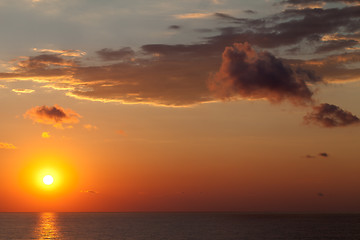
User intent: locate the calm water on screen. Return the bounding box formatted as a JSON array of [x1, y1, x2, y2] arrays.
[[0, 213, 359, 239]]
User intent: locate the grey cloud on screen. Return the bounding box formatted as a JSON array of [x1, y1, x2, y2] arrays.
[[209, 42, 318, 105], [304, 103, 360, 127], [319, 152, 329, 157], [96, 47, 135, 61]]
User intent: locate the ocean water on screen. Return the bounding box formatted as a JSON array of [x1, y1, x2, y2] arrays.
[[0, 213, 359, 240]]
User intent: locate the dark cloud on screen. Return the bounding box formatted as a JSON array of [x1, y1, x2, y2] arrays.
[[304, 103, 360, 127], [315, 40, 358, 53], [286, 51, 360, 83], [24, 105, 81, 128], [17, 54, 75, 70], [209, 42, 317, 105], [318, 192, 324, 197], [319, 152, 329, 157], [0, 4, 358, 112], [169, 25, 181, 30], [280, 0, 360, 6], [244, 10, 256, 14], [96, 47, 135, 61], [209, 6, 360, 50]]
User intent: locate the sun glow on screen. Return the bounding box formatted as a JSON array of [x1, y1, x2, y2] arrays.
[[43, 175, 54, 185], [19, 153, 78, 201]]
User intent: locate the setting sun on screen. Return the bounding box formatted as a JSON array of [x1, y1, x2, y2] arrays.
[[43, 175, 54, 185]]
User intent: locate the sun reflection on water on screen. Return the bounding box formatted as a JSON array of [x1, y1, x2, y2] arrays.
[[35, 212, 61, 240]]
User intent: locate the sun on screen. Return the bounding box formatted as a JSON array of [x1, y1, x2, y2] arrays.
[[43, 175, 54, 185]]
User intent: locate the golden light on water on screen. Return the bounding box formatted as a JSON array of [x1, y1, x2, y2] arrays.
[[43, 175, 54, 185], [35, 212, 61, 240]]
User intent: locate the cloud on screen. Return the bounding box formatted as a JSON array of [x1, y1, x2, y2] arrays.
[[12, 89, 35, 94], [96, 47, 135, 61], [244, 10, 256, 14], [305, 155, 316, 158], [83, 124, 98, 131], [169, 25, 181, 30], [80, 190, 98, 194], [0, 84, 6, 88], [33, 48, 86, 57], [319, 152, 329, 157], [42, 132, 51, 138], [0, 142, 16, 149], [208, 42, 317, 105], [17, 54, 76, 69], [24, 105, 81, 128], [286, 51, 360, 83], [304, 103, 360, 127], [280, 0, 360, 8], [0, 4, 359, 109], [174, 13, 213, 19], [315, 40, 358, 53]]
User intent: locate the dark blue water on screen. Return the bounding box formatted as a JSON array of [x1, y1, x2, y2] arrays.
[[0, 213, 359, 239]]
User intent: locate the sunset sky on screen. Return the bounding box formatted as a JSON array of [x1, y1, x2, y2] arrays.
[[1, 0, 360, 212]]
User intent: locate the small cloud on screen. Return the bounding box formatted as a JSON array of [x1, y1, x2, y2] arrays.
[[244, 10, 256, 14], [305, 154, 316, 158], [116, 130, 127, 136], [0, 84, 6, 88], [42, 132, 51, 138], [304, 103, 360, 128], [319, 152, 329, 157], [80, 190, 98, 194], [0, 142, 16, 149], [24, 104, 81, 129], [33, 48, 86, 57], [318, 192, 324, 197], [169, 25, 181, 30], [174, 13, 213, 19], [83, 124, 98, 131], [12, 89, 35, 94]]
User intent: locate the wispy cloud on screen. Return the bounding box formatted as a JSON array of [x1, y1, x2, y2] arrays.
[[12, 89, 35, 94], [0, 142, 16, 149], [80, 190, 98, 194], [174, 13, 213, 19], [33, 48, 86, 57], [83, 124, 98, 131]]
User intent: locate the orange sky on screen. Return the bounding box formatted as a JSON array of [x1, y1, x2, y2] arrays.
[[0, 0, 360, 212]]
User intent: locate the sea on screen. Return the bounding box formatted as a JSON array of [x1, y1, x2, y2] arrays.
[[0, 213, 359, 239]]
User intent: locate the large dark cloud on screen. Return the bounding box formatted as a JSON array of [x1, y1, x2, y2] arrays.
[[0, 3, 358, 117], [210, 6, 360, 51], [304, 103, 360, 127], [209, 42, 317, 105]]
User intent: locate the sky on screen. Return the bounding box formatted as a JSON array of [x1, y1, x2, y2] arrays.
[[0, 0, 360, 212]]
